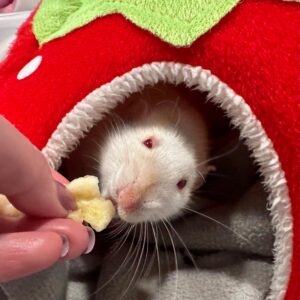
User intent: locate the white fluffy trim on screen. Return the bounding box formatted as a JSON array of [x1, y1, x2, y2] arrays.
[[42, 62, 292, 300]]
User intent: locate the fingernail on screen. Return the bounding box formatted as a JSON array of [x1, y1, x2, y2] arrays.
[[0, 0, 13, 9], [60, 235, 70, 258], [84, 226, 95, 254], [55, 181, 77, 211]]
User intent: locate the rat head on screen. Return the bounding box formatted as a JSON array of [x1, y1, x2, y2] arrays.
[[99, 124, 207, 224]]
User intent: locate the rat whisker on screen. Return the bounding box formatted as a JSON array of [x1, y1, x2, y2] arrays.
[[87, 137, 105, 152], [109, 112, 126, 133], [120, 223, 146, 300], [87, 165, 102, 174], [105, 218, 124, 231], [106, 233, 129, 259], [162, 219, 179, 300], [137, 223, 149, 283], [136, 222, 149, 282], [155, 100, 176, 107], [82, 153, 100, 165], [150, 221, 161, 291], [154, 97, 180, 114], [154, 96, 181, 133], [192, 189, 232, 198], [136, 96, 150, 116], [107, 117, 120, 138], [107, 116, 128, 154], [92, 225, 138, 298], [196, 169, 206, 184], [155, 222, 163, 299], [118, 226, 143, 300], [206, 172, 236, 180], [197, 140, 241, 168], [143, 233, 156, 279], [173, 114, 182, 138], [116, 122, 128, 143], [115, 163, 125, 191], [110, 112, 126, 129], [157, 221, 171, 273], [143, 216, 158, 280], [183, 207, 251, 245], [101, 224, 120, 238], [107, 223, 129, 241], [109, 169, 119, 201], [164, 218, 199, 272], [104, 222, 128, 239], [107, 225, 134, 258]]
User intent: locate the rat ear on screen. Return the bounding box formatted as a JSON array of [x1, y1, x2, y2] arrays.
[[194, 165, 216, 189], [200, 164, 216, 178], [205, 165, 216, 174]]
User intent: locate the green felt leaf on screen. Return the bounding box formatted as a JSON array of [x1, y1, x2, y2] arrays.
[[33, 0, 240, 47]]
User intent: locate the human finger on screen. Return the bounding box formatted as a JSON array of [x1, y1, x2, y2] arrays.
[[0, 231, 63, 283], [0, 117, 75, 217]]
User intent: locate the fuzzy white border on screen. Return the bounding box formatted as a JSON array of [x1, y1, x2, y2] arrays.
[[42, 62, 292, 300]]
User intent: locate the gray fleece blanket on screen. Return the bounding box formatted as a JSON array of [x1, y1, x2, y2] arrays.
[[0, 144, 274, 300]]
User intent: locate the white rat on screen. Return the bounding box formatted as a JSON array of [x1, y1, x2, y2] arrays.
[[64, 84, 212, 224]]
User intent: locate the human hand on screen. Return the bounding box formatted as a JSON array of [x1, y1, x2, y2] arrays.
[[0, 0, 12, 8], [0, 0, 13, 12], [0, 0, 39, 12], [0, 117, 95, 282]]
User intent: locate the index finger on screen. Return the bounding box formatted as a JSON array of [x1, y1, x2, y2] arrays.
[[0, 117, 75, 217]]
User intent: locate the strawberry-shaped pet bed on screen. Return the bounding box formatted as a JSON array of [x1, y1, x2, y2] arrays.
[[0, 1, 299, 299]]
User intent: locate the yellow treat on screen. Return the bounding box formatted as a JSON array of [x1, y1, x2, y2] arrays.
[[0, 195, 23, 218], [67, 176, 101, 200], [67, 176, 116, 232], [0, 176, 116, 232]]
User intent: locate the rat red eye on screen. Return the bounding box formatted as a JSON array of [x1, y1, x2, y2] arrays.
[[143, 138, 153, 148], [177, 179, 187, 190], [143, 138, 154, 149]]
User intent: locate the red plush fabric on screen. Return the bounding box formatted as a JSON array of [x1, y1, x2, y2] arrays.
[[0, 0, 299, 298]]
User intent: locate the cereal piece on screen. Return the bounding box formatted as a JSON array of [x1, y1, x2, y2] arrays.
[[67, 176, 116, 232], [67, 176, 101, 200], [0, 176, 116, 232], [0, 195, 23, 218]]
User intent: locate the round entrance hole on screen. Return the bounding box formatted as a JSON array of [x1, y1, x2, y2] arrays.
[[43, 63, 292, 300]]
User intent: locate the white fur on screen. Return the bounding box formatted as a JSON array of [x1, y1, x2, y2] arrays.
[[99, 125, 198, 223]]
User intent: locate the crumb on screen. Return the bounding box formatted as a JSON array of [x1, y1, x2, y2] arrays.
[[0, 175, 116, 232], [67, 176, 116, 232]]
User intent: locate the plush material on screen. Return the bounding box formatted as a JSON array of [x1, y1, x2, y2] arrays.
[[33, 0, 240, 46], [0, 0, 299, 299], [0, 263, 68, 300]]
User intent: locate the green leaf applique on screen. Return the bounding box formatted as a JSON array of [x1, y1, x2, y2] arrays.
[[33, 0, 240, 47]]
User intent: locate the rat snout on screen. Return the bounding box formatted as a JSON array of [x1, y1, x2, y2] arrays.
[[117, 159, 158, 213], [117, 176, 156, 213], [118, 185, 141, 212]]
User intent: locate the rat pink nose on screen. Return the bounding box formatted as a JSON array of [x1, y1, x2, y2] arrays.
[[117, 186, 140, 212]]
